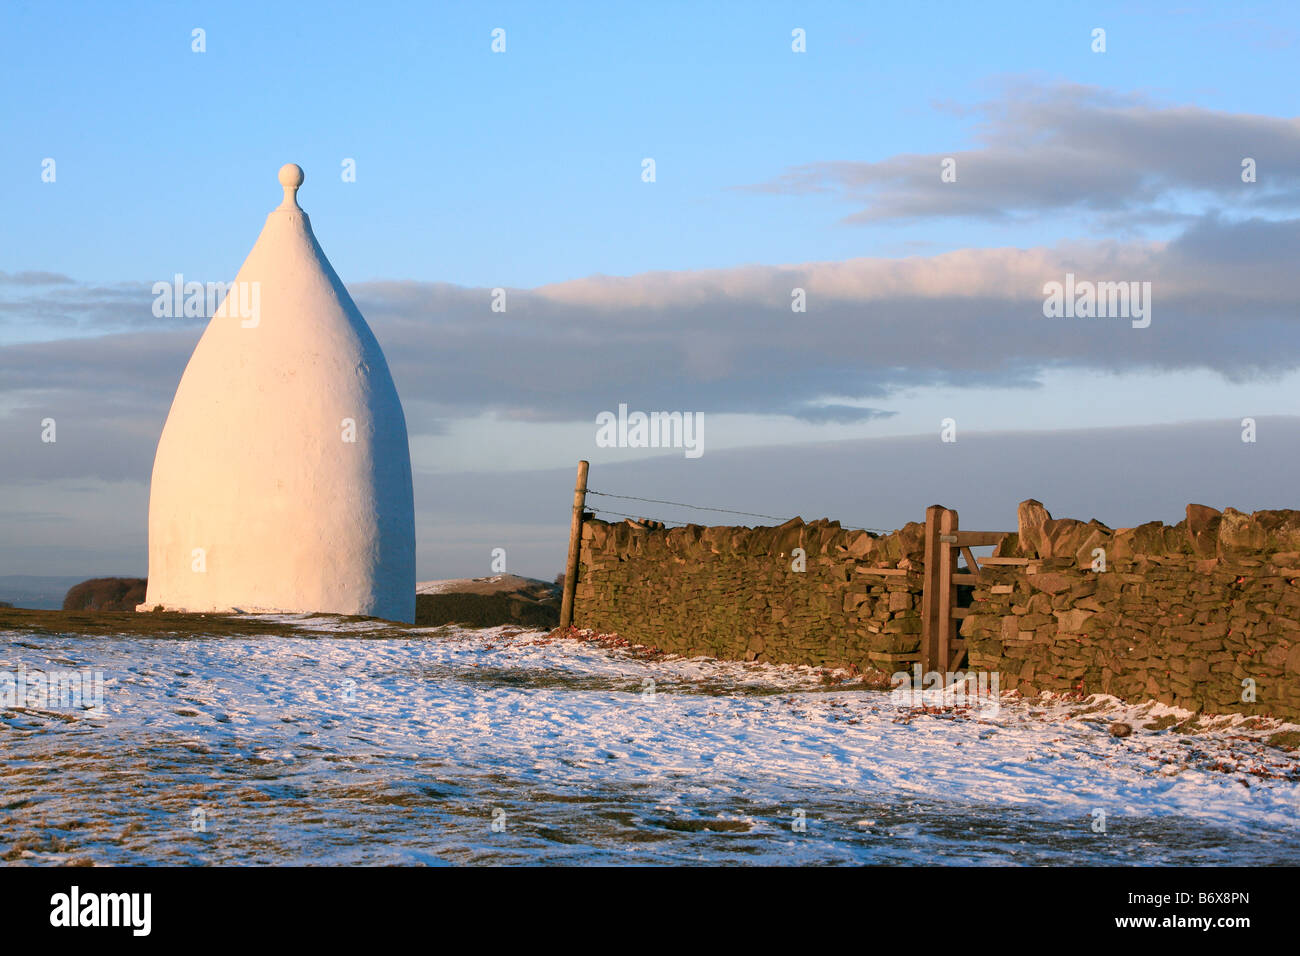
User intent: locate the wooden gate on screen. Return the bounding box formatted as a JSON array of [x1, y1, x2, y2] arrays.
[[919, 506, 1007, 673]]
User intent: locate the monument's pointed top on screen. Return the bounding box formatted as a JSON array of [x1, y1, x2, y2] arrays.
[[278, 163, 305, 209], [143, 162, 415, 622]]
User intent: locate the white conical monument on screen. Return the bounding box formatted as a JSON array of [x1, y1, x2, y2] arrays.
[[141, 163, 416, 622]]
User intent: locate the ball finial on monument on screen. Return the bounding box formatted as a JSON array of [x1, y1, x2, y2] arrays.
[[278, 163, 305, 207]]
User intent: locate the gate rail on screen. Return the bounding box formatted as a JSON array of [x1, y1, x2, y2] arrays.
[[920, 505, 1010, 673]]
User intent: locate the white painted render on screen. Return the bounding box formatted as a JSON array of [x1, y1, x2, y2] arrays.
[[141, 164, 416, 622]]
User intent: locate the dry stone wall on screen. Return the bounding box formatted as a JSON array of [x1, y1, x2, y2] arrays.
[[573, 516, 926, 672], [573, 502, 1300, 720], [962, 500, 1300, 720]]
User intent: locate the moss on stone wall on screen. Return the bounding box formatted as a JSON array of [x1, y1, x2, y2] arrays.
[[963, 501, 1300, 720], [574, 500, 1300, 720], [574, 516, 924, 673]]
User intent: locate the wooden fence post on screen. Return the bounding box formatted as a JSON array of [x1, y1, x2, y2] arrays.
[[920, 504, 943, 673], [938, 507, 958, 674], [559, 459, 590, 629]]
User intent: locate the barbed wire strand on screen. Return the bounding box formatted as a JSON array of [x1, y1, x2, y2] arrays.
[[587, 507, 690, 526], [585, 490, 890, 534]]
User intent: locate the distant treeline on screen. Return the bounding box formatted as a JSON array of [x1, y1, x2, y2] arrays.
[[54, 575, 561, 626], [62, 577, 147, 611]]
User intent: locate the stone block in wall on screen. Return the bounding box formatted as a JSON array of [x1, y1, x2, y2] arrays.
[[1255, 510, 1300, 551], [897, 522, 925, 559], [1217, 508, 1267, 556], [1064, 580, 1100, 604], [1017, 499, 1052, 558], [1026, 592, 1052, 614], [1027, 572, 1072, 594], [1110, 522, 1171, 560], [884, 616, 921, 634], [1260, 643, 1289, 668], [1054, 608, 1093, 632], [1040, 518, 1087, 559], [1072, 524, 1113, 568], [802, 522, 833, 556], [698, 524, 727, 554], [1186, 504, 1221, 557], [999, 615, 1019, 642], [844, 530, 875, 558], [769, 516, 803, 556], [959, 614, 997, 638], [741, 526, 771, 556], [994, 532, 1021, 558], [869, 633, 920, 655]]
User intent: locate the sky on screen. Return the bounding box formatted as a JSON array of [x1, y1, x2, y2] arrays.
[[1, 1, 1299, 583]]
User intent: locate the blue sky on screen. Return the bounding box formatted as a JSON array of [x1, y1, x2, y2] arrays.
[[5, 1, 1297, 291], [2, 1, 1299, 581]]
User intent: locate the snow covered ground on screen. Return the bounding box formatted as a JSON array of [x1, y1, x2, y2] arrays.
[[2, 618, 1298, 865]]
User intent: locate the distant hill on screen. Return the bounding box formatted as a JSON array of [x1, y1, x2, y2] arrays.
[[415, 574, 560, 628], [62, 577, 148, 611], [0, 574, 94, 610], [3, 573, 559, 624]]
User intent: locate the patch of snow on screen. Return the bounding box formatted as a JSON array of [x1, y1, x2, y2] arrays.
[[2, 619, 1297, 865], [415, 580, 457, 595]]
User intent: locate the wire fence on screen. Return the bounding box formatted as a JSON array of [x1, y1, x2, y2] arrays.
[[584, 489, 892, 534]]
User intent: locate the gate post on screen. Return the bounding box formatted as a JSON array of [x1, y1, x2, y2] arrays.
[[920, 505, 944, 673], [938, 508, 959, 673], [559, 460, 589, 630]]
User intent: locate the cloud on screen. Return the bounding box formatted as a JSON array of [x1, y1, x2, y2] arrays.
[[0, 271, 76, 286], [0, 278, 202, 337], [789, 404, 896, 425], [8, 417, 1299, 579], [407, 415, 1300, 580], [3, 214, 1299, 485], [743, 82, 1300, 225]]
